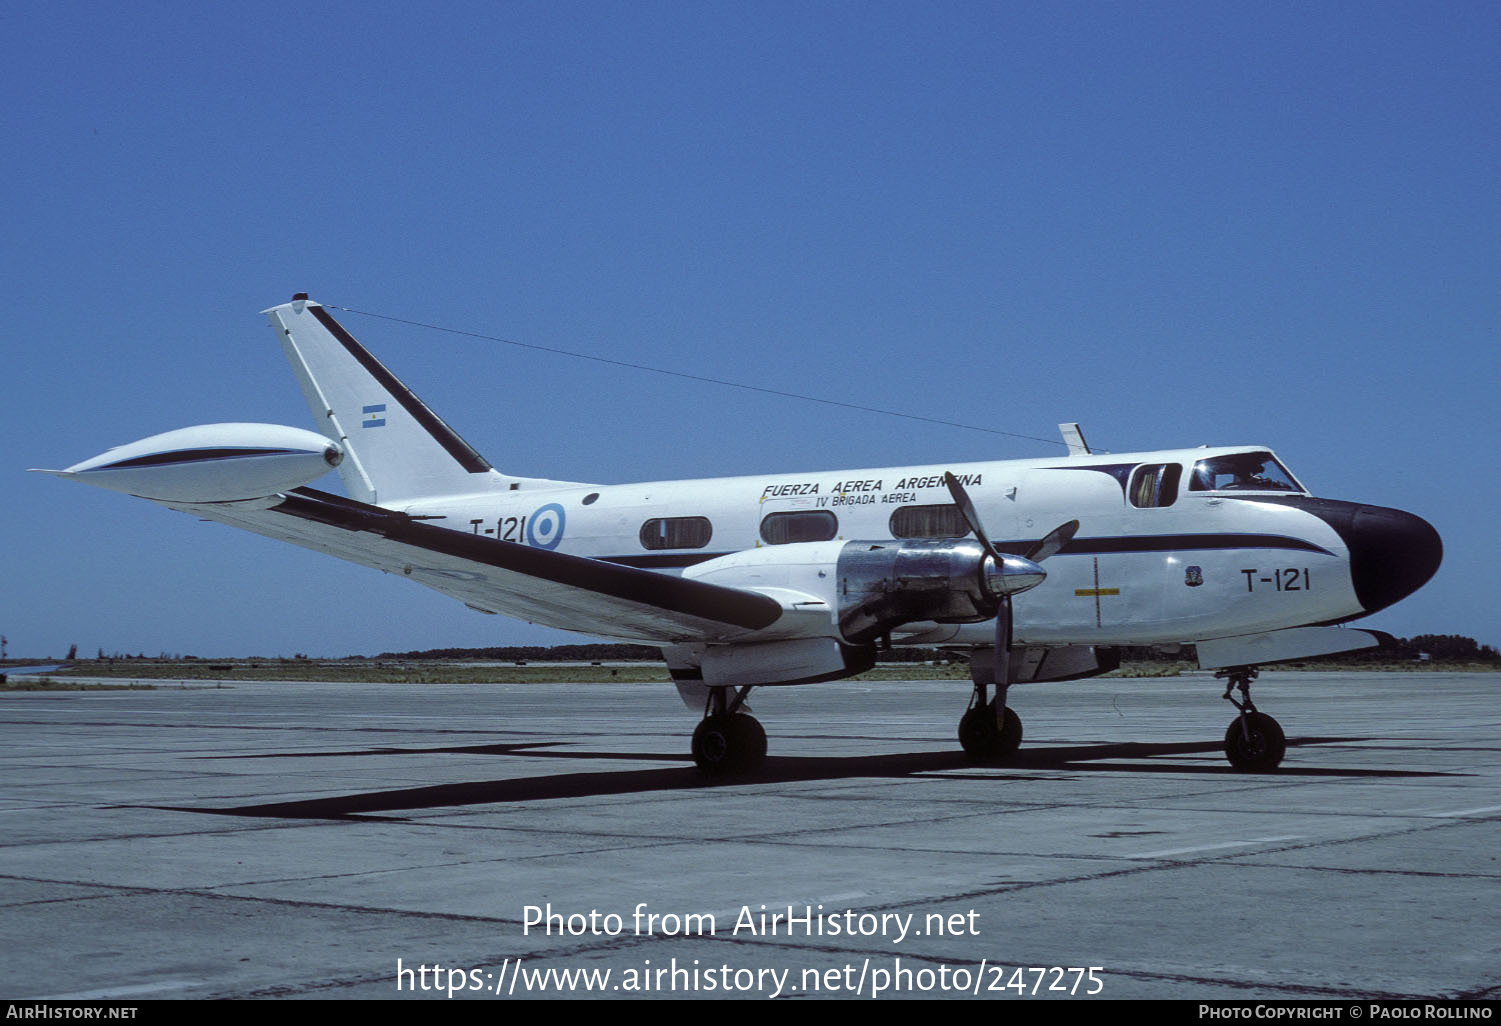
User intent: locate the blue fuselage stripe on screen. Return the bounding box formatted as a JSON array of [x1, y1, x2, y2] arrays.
[[596, 533, 1333, 568]]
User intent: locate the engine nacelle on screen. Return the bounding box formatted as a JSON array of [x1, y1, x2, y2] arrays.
[[835, 539, 1045, 644], [38, 423, 343, 502], [684, 539, 1046, 646]]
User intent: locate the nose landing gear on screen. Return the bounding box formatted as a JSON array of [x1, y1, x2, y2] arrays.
[[1217, 667, 1286, 771]]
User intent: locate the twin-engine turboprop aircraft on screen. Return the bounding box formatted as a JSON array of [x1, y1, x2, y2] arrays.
[[38, 296, 1442, 773]]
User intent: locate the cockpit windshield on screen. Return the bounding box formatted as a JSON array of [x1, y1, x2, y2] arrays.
[[1189, 451, 1304, 493]]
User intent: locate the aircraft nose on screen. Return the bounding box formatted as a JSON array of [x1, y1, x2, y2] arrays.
[[1344, 505, 1443, 615]]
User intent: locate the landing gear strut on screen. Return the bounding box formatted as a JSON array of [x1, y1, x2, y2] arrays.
[[958, 680, 1023, 760], [1216, 666, 1286, 771], [691, 685, 766, 775]]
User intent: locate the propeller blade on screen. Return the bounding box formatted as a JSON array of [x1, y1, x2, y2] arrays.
[[944, 471, 997, 557], [993, 594, 1012, 688], [1026, 519, 1080, 563]]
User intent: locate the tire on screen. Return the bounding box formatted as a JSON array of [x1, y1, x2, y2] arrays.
[[958, 704, 1023, 760], [692, 713, 765, 774], [1224, 712, 1286, 771], [732, 714, 767, 767], [994, 705, 1023, 758]]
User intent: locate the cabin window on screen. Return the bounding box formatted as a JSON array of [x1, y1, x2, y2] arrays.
[[889, 503, 972, 538], [1189, 452, 1302, 493], [1129, 463, 1183, 508], [759, 510, 838, 545], [639, 516, 713, 550]]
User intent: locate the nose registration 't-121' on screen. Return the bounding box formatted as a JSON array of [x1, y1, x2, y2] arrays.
[[1240, 568, 1312, 592]]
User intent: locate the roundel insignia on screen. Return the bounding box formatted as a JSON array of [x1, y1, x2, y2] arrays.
[[526, 503, 566, 550]]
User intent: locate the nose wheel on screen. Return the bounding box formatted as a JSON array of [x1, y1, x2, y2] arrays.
[[1217, 667, 1286, 771]]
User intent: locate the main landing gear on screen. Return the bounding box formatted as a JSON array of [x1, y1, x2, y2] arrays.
[[1217, 666, 1286, 771], [691, 685, 766, 775], [958, 680, 1023, 760]]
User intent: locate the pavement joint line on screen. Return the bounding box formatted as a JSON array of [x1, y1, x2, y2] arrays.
[[0, 819, 383, 848], [38, 980, 204, 1000], [0, 873, 535, 923], [774, 819, 1485, 909], [34, 782, 1476, 850], [0, 717, 581, 738], [1429, 804, 1501, 818], [1125, 835, 1303, 859], [1216, 861, 1501, 880], [724, 813, 1458, 859]]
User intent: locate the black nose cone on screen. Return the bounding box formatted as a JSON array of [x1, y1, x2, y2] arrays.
[[1345, 505, 1443, 615]]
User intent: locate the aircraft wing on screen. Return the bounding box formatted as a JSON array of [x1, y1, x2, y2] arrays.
[[166, 487, 785, 644]]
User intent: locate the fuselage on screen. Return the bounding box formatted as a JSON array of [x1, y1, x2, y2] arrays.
[[390, 445, 1442, 649]]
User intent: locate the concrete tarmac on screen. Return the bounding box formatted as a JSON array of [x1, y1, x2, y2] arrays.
[[0, 671, 1496, 1001]]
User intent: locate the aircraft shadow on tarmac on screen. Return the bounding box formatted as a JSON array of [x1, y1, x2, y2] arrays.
[[150, 737, 1461, 821]]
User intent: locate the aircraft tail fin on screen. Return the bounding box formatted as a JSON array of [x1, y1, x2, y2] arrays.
[[264, 296, 507, 505]]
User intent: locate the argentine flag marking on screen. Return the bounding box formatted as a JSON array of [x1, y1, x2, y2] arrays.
[[362, 404, 387, 428]]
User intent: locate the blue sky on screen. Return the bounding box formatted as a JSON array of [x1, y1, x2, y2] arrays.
[[6, 1, 1496, 657]]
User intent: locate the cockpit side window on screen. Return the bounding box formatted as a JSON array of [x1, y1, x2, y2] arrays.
[[1189, 452, 1303, 493], [1129, 463, 1182, 508]]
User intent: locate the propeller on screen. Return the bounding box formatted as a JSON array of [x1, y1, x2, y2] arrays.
[[944, 472, 1078, 691]]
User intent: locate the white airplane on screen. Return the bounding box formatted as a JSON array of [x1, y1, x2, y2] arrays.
[[38, 295, 1443, 774]]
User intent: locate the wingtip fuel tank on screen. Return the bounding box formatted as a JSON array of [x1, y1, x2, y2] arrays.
[[34, 423, 342, 503]]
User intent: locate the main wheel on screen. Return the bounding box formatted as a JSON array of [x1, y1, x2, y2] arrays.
[[1224, 712, 1286, 771], [692, 713, 765, 774], [958, 704, 1023, 760]]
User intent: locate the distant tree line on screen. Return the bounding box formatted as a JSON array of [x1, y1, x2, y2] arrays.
[[1118, 634, 1500, 665], [1369, 634, 1500, 663], [371, 643, 664, 661], [370, 643, 964, 663]]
